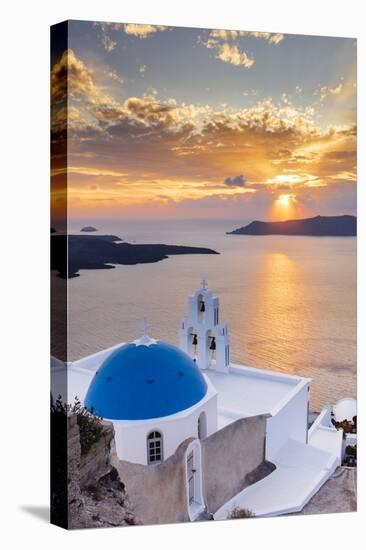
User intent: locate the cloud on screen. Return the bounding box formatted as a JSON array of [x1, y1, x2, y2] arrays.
[[202, 29, 285, 69], [93, 22, 168, 51], [51, 49, 111, 107], [106, 70, 124, 84], [102, 34, 117, 51], [123, 24, 167, 38], [244, 31, 285, 44], [51, 50, 356, 219], [93, 22, 123, 51], [215, 43, 254, 68], [224, 175, 246, 187], [51, 49, 118, 108], [209, 29, 242, 40], [318, 82, 343, 102], [208, 29, 285, 44], [268, 33, 285, 44], [204, 31, 254, 68], [139, 64, 147, 75]]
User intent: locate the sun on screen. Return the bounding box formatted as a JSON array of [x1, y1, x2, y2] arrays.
[[272, 193, 299, 220], [277, 194, 291, 207]]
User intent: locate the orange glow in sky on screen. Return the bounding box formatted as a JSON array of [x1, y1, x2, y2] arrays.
[[51, 26, 357, 221], [277, 194, 292, 207], [270, 194, 306, 221]]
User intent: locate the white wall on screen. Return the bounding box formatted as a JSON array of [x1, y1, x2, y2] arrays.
[[113, 390, 217, 464], [308, 405, 332, 437], [266, 381, 310, 461], [67, 346, 219, 465]]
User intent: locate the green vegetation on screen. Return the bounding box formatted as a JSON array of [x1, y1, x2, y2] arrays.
[[52, 395, 104, 455]]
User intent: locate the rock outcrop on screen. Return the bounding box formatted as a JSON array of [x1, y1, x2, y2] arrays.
[[51, 234, 219, 279], [67, 414, 136, 529], [81, 226, 97, 232]]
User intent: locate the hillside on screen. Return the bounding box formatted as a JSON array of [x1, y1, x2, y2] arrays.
[[227, 215, 356, 237], [51, 234, 219, 278]]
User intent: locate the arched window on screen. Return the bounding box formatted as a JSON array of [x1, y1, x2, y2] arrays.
[[147, 430, 163, 464]]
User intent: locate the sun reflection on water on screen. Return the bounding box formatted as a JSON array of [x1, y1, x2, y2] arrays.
[[245, 252, 307, 376]]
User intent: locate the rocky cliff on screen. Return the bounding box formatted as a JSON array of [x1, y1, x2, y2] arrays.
[[67, 414, 136, 529]]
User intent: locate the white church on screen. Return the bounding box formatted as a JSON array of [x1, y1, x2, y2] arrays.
[[52, 281, 354, 521]]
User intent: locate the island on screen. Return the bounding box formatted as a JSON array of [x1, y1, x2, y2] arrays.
[[81, 226, 98, 232], [227, 215, 356, 237], [51, 234, 219, 278]]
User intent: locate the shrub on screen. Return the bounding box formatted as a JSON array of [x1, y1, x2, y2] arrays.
[[51, 395, 104, 455], [228, 507, 255, 519]]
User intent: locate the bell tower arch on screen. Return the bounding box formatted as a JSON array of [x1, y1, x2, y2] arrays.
[[179, 280, 230, 373]]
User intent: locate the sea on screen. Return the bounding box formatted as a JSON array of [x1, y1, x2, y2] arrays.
[[67, 218, 357, 410]]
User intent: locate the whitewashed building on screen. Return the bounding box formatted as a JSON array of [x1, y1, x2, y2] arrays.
[[52, 281, 348, 519]]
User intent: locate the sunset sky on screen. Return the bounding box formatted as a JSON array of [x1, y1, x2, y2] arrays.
[[51, 20, 356, 221]]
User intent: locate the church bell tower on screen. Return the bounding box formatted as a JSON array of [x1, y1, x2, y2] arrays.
[[179, 280, 230, 373]]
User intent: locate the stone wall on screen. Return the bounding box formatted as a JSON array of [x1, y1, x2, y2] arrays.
[[113, 438, 193, 526], [202, 414, 270, 514], [113, 414, 272, 524]]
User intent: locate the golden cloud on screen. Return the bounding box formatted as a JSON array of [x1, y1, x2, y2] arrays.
[[102, 35, 117, 51], [93, 22, 123, 51], [319, 82, 343, 102], [51, 50, 356, 219], [208, 29, 285, 44], [203, 28, 284, 69], [52, 49, 114, 105], [93, 22, 168, 51], [215, 43, 255, 68], [205, 31, 254, 69], [243, 31, 285, 44], [123, 23, 167, 38]]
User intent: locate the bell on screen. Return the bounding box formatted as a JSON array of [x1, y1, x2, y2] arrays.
[[200, 300, 205, 312], [209, 337, 216, 351], [192, 334, 198, 346]]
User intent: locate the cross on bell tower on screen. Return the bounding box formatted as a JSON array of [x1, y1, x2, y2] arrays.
[[179, 281, 230, 373]]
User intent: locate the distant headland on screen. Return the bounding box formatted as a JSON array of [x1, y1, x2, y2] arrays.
[[51, 234, 219, 278], [227, 215, 357, 237]]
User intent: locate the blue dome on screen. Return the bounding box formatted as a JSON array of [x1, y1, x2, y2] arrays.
[[85, 341, 207, 420]]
